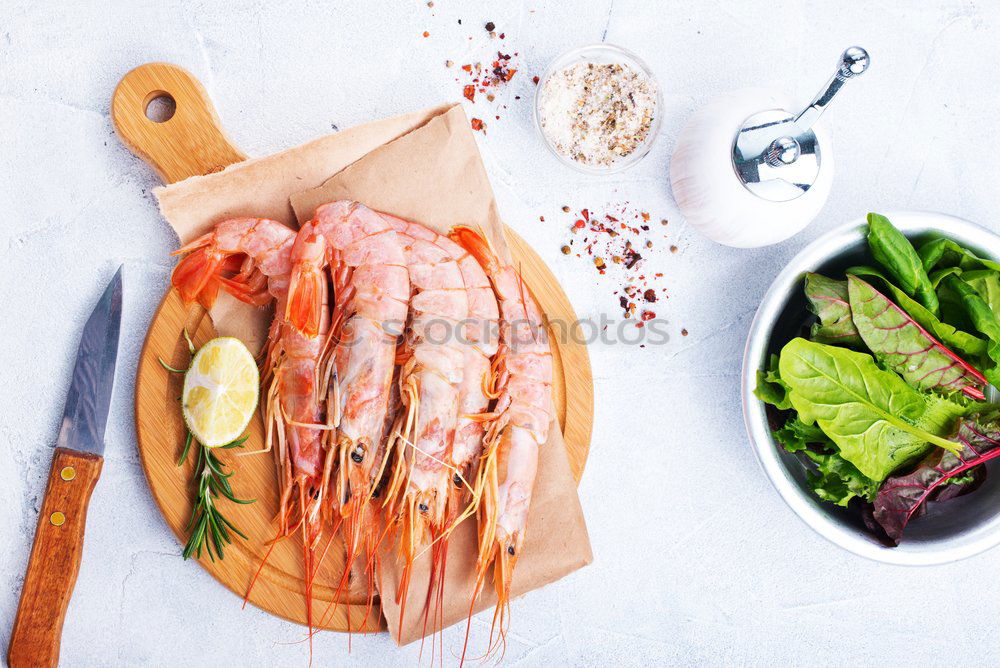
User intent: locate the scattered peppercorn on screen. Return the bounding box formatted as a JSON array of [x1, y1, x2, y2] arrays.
[[645, 240, 653, 249], [661, 218, 669, 226], [427, 1, 433, 6], [562, 205, 570, 213], [681, 328, 688, 336], [485, 21, 495, 31], [561, 245, 571, 255], [670, 245, 678, 253], [445, 60, 453, 68]]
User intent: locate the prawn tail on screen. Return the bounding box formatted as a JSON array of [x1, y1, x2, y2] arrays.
[[170, 239, 224, 308], [449, 225, 502, 276], [286, 262, 324, 337]]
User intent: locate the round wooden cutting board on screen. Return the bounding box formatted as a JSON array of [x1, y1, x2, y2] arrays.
[[116, 63, 594, 632]]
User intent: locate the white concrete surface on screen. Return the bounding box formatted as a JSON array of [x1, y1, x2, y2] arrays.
[[3, 1, 1000, 665]]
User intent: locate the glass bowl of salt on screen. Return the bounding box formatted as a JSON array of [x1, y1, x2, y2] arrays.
[[533, 43, 662, 174]]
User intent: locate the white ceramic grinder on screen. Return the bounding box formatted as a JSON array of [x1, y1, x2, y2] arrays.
[[670, 47, 870, 248]]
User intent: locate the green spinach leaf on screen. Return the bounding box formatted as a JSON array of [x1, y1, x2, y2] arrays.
[[778, 338, 962, 481], [918, 237, 1000, 273], [867, 213, 939, 314], [943, 274, 1000, 387]]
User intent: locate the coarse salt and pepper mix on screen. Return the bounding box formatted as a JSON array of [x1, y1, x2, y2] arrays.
[[538, 61, 658, 168]]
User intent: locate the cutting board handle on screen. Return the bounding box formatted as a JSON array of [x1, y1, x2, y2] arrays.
[[111, 63, 246, 184]]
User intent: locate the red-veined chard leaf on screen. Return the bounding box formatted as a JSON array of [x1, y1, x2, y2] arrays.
[[867, 213, 939, 315], [804, 273, 862, 346], [873, 414, 1000, 544], [847, 275, 986, 399], [847, 265, 987, 358], [778, 338, 965, 481]]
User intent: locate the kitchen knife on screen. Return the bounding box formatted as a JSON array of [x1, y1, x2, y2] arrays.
[[8, 266, 123, 668]]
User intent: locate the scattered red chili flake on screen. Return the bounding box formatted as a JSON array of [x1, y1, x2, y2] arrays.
[[470, 118, 484, 131], [463, 85, 476, 102], [539, 216, 545, 222], [557, 203, 674, 327], [670, 245, 678, 253], [461, 64, 472, 72], [423, 31, 430, 38], [532, 75, 540, 84]]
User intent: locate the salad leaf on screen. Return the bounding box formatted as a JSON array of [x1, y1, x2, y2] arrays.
[[847, 265, 986, 358], [804, 273, 862, 346], [867, 213, 939, 314], [772, 415, 831, 452], [873, 414, 1000, 544], [846, 275, 986, 398], [964, 269, 1000, 314], [804, 448, 879, 507], [754, 353, 791, 410], [778, 338, 963, 481], [918, 237, 1000, 273], [942, 274, 1000, 387], [772, 414, 877, 506]]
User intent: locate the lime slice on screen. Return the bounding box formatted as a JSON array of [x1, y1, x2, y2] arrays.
[[182, 337, 259, 447]]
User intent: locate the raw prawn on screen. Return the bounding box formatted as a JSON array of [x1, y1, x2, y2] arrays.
[[449, 225, 553, 663], [379, 213, 499, 648], [288, 201, 410, 626], [378, 214, 472, 642], [172, 217, 333, 653]]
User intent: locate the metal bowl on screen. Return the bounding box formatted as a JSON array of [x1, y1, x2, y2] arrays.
[[742, 211, 1000, 565]]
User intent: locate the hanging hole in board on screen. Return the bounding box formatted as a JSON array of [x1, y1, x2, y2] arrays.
[[144, 92, 176, 123]]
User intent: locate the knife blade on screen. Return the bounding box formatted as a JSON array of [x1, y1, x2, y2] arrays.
[[8, 266, 123, 668], [56, 265, 123, 456]]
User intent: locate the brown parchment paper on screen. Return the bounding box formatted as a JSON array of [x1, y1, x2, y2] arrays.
[[155, 102, 592, 646], [291, 104, 591, 646]]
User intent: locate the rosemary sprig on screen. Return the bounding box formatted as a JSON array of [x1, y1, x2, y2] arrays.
[[161, 330, 255, 561], [180, 434, 255, 561]]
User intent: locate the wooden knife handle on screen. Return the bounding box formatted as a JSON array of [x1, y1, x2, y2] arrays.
[[111, 62, 246, 184], [8, 448, 103, 668]]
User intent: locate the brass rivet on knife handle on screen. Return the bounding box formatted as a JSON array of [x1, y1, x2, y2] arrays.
[[111, 62, 246, 184], [8, 448, 103, 668]]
